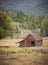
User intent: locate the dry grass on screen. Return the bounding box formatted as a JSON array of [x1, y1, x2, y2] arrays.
[[43, 37, 48, 47], [0, 37, 48, 46], [0, 38, 23, 46], [0, 38, 23, 44], [0, 37, 48, 65], [0, 47, 48, 65]]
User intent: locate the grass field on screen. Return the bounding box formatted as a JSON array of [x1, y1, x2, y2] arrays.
[[0, 37, 48, 65]]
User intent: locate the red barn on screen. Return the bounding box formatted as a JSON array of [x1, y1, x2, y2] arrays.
[[19, 33, 42, 47]]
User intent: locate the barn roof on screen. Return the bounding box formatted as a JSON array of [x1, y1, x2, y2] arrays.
[[22, 33, 42, 41], [31, 33, 42, 41]]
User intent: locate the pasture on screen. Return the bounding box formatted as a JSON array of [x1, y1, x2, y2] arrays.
[[0, 37, 48, 65]]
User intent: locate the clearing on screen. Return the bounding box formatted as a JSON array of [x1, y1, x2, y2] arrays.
[[0, 37, 48, 65]]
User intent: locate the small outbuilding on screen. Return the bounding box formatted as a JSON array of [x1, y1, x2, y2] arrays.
[[19, 33, 42, 47]]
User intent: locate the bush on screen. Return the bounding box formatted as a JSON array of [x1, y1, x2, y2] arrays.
[[0, 11, 15, 39], [41, 18, 48, 36]]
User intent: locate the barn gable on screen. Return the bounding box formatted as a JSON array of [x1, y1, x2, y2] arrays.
[[31, 33, 42, 41], [19, 33, 42, 47]]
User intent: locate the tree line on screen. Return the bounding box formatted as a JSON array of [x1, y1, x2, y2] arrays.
[[0, 10, 48, 39], [10, 10, 48, 36]]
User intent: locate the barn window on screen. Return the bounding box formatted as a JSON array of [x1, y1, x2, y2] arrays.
[[31, 41, 35, 46]]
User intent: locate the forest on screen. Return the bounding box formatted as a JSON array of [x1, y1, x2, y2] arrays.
[[0, 10, 48, 39]]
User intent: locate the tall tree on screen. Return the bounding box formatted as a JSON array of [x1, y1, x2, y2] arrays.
[[41, 18, 48, 36], [0, 11, 15, 39]]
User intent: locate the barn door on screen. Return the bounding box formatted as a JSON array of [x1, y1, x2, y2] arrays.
[[31, 41, 35, 46]]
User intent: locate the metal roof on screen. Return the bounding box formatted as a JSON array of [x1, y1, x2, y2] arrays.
[[23, 33, 42, 41], [31, 33, 42, 40]]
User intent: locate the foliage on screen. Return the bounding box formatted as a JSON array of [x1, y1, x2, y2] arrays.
[[41, 18, 48, 36], [0, 11, 15, 39], [10, 13, 17, 21], [16, 10, 25, 22], [15, 26, 19, 33], [10, 10, 44, 29], [0, 10, 48, 37]]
